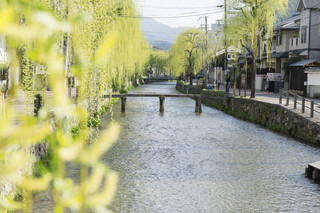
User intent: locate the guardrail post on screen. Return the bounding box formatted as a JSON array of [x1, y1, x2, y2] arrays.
[[121, 96, 127, 113], [279, 89, 282, 104], [195, 96, 199, 113], [311, 101, 314, 118], [159, 96, 165, 113], [198, 96, 202, 113], [302, 97, 305, 113], [195, 96, 202, 113], [286, 90, 289, 106], [294, 94, 297, 109]]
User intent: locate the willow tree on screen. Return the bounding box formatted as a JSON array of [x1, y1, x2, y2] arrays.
[[34, 0, 149, 113], [227, 0, 288, 98], [207, 32, 221, 87], [227, 14, 249, 96], [145, 50, 169, 76], [67, 0, 149, 113], [169, 29, 202, 85]]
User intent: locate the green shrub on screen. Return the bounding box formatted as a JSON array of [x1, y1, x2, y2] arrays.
[[120, 88, 129, 94], [267, 123, 288, 134], [71, 126, 81, 138], [87, 117, 101, 128], [212, 91, 226, 97], [99, 105, 108, 114], [92, 112, 100, 118]]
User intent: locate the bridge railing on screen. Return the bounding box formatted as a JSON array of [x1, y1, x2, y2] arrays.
[[279, 89, 320, 118]]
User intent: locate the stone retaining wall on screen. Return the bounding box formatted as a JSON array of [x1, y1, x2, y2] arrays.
[[176, 81, 320, 145]]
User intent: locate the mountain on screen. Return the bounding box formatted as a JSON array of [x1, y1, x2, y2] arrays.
[[141, 18, 185, 50]]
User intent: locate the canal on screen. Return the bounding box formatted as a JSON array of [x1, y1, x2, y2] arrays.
[[103, 82, 320, 212]]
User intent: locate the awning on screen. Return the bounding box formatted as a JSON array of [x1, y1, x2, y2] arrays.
[[289, 59, 320, 67], [290, 48, 307, 55], [272, 52, 289, 58]]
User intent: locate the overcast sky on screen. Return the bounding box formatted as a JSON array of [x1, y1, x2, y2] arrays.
[[134, 0, 225, 28]]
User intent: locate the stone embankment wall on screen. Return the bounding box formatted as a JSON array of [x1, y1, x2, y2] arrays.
[[176, 81, 320, 145]]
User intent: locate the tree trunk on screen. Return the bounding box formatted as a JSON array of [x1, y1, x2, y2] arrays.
[[250, 54, 256, 98], [203, 70, 207, 88], [233, 68, 237, 96], [190, 74, 193, 85], [245, 72, 247, 97]]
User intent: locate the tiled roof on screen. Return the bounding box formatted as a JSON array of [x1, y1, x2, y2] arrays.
[[302, 0, 320, 9], [281, 21, 299, 30], [289, 59, 320, 67], [275, 15, 300, 30]]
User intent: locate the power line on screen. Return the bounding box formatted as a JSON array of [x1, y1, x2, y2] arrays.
[[120, 10, 225, 19], [135, 8, 220, 16], [135, 5, 221, 10]]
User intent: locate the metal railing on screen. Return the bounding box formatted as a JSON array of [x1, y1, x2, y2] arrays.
[[279, 89, 320, 118]]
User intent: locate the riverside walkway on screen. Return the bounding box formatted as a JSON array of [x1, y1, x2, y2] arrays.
[[239, 90, 320, 124], [210, 82, 320, 124]]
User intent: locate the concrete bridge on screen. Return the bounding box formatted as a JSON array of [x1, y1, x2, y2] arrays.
[[104, 93, 202, 113]]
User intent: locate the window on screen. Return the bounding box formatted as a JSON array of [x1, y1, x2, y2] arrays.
[[291, 39, 293, 46], [276, 34, 282, 46], [301, 26, 307, 44], [296, 37, 298, 45], [273, 41, 276, 50]]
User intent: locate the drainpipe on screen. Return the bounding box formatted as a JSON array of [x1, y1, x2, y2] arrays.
[[308, 9, 311, 59]]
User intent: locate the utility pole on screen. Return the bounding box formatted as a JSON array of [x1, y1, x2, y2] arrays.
[[204, 16, 208, 88], [224, 0, 228, 92], [199, 16, 209, 88]]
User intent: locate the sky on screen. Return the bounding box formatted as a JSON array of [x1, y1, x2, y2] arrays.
[[134, 0, 225, 29]]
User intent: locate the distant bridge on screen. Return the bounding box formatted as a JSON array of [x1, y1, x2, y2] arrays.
[[104, 93, 202, 113], [143, 76, 178, 83]]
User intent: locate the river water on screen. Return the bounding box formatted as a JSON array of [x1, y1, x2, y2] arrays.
[[102, 82, 320, 212]]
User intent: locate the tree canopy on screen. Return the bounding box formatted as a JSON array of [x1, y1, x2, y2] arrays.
[[227, 0, 289, 97], [145, 50, 169, 76], [169, 29, 203, 85]]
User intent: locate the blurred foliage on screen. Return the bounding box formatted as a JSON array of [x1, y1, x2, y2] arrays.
[[0, 0, 148, 212]]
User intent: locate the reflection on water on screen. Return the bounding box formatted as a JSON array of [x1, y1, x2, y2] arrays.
[[103, 82, 320, 212]]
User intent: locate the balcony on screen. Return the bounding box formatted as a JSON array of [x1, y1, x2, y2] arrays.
[[289, 37, 300, 51]]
